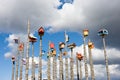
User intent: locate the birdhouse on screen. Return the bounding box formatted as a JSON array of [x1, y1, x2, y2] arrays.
[[88, 41, 94, 49], [63, 51, 67, 56], [11, 56, 15, 61], [83, 29, 89, 37], [12, 56, 15, 64], [67, 43, 76, 49], [18, 43, 24, 51], [59, 42, 65, 50], [52, 49, 56, 56], [38, 27, 44, 36], [76, 53, 83, 61], [50, 42, 54, 49], [98, 29, 108, 37], [29, 34, 37, 42]]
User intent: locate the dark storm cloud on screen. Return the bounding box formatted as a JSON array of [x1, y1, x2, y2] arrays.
[[80, 0, 120, 49]]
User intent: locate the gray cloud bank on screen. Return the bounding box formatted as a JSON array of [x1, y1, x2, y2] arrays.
[[0, 0, 120, 49]]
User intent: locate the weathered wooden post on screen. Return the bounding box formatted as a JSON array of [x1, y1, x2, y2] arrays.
[[98, 29, 110, 80], [29, 34, 37, 80], [11, 56, 15, 80], [88, 40, 95, 80], [38, 27, 44, 80], [59, 42, 65, 80], [83, 29, 89, 80], [68, 43, 76, 80]]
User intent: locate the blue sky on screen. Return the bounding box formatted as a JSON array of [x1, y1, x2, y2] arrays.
[[0, 0, 120, 80]]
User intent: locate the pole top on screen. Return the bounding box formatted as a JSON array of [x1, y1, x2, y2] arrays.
[[38, 27, 44, 36]]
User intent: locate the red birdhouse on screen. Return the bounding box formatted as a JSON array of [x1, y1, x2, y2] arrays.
[[50, 42, 54, 49], [38, 27, 44, 36]]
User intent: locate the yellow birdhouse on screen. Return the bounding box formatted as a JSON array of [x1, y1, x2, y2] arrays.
[[88, 41, 94, 49], [83, 29, 89, 37], [52, 49, 56, 56]]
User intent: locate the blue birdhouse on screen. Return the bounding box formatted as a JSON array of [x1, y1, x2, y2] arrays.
[[98, 29, 108, 37]]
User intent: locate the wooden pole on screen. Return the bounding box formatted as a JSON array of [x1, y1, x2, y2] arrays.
[[15, 42, 20, 80], [47, 41, 51, 80], [65, 58, 68, 80], [79, 60, 82, 80], [19, 47, 24, 80], [59, 49, 63, 80], [53, 55, 56, 80], [25, 19, 30, 80], [70, 48, 74, 80], [76, 55, 79, 80], [38, 36, 42, 80], [64, 31, 68, 80], [31, 42, 35, 80], [83, 37, 88, 80], [88, 45, 95, 80], [12, 60, 15, 80], [102, 37, 110, 80]]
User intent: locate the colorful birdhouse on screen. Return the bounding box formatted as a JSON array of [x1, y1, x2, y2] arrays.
[[76, 53, 83, 61], [50, 42, 54, 49], [12, 56, 15, 64], [38, 27, 44, 36], [98, 29, 108, 37], [83, 29, 89, 37], [88, 41, 94, 49], [18, 43, 24, 51], [52, 49, 56, 56], [67, 43, 76, 49], [59, 42, 65, 50], [12, 56, 15, 61], [29, 34, 37, 42], [63, 51, 67, 56]]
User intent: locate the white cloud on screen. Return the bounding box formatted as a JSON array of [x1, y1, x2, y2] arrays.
[[4, 52, 13, 58]]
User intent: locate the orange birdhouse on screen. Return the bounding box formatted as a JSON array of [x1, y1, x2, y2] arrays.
[[83, 29, 89, 37], [18, 43, 24, 51], [52, 49, 56, 56], [63, 51, 67, 56], [88, 41, 94, 49]]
